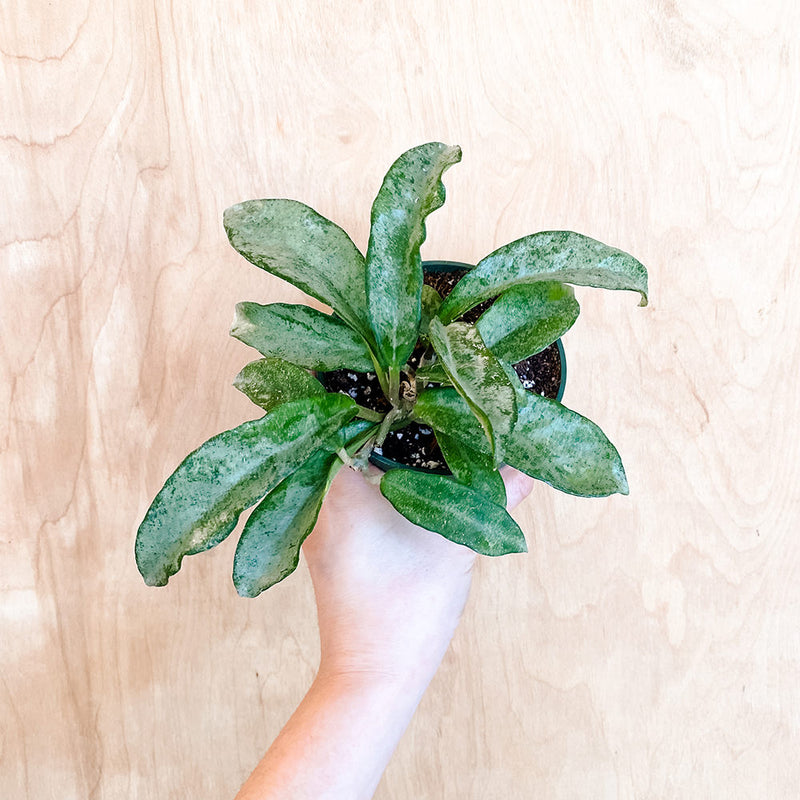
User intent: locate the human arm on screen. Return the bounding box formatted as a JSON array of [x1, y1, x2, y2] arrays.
[[234, 465, 534, 800]]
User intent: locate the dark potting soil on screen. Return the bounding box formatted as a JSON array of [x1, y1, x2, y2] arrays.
[[318, 269, 563, 472]]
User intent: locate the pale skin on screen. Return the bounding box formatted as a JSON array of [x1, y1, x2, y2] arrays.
[[234, 464, 535, 800]]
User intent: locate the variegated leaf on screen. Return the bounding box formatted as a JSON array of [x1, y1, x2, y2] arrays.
[[427, 318, 516, 464], [502, 390, 629, 497], [232, 450, 337, 598], [366, 142, 462, 382], [380, 469, 526, 556], [233, 357, 325, 413], [232, 420, 377, 597], [135, 394, 357, 587], [231, 302, 375, 372], [419, 284, 443, 339], [414, 387, 490, 454], [476, 282, 580, 363], [223, 199, 372, 342], [439, 231, 648, 323], [435, 431, 506, 506], [414, 360, 452, 385], [416, 384, 628, 497]]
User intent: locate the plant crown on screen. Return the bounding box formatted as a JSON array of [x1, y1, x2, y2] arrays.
[[135, 142, 649, 597]]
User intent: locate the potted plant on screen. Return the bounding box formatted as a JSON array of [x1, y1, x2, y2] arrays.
[[135, 141, 648, 598]]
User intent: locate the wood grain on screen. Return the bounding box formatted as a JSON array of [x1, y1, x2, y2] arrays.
[[2, 1, 799, 797]]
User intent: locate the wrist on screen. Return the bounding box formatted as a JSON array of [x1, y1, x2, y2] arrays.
[[316, 651, 440, 700], [316, 598, 466, 692], [314, 564, 473, 688]]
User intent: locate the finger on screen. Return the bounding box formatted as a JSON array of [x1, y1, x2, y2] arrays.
[[500, 466, 535, 510]]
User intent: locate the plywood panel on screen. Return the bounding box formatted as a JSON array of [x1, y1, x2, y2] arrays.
[[2, 1, 799, 797]]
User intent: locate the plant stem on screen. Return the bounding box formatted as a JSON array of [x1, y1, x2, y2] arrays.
[[375, 407, 401, 448], [352, 435, 377, 471], [387, 369, 401, 409], [367, 347, 391, 399], [335, 447, 356, 469], [345, 426, 380, 461], [356, 406, 384, 423], [334, 438, 382, 484]]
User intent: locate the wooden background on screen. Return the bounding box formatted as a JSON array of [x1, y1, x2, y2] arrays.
[[2, 2, 799, 797]]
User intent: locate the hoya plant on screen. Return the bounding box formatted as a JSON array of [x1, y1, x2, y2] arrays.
[[135, 142, 648, 598]]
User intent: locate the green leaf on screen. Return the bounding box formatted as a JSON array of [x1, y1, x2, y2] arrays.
[[366, 142, 462, 381], [438, 231, 649, 323], [223, 199, 371, 341], [323, 419, 379, 454], [502, 390, 629, 497], [232, 419, 376, 598], [417, 384, 628, 498], [380, 470, 526, 556], [414, 387, 490, 454], [231, 302, 375, 372], [435, 431, 506, 506], [414, 360, 452, 386], [427, 318, 516, 464], [233, 357, 325, 413], [232, 449, 337, 598], [419, 284, 443, 339], [135, 394, 357, 587], [476, 282, 580, 363]]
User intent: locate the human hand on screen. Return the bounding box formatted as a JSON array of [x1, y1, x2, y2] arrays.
[[304, 465, 535, 687], [234, 466, 534, 800]]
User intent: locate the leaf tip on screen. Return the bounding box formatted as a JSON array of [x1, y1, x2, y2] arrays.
[[143, 574, 169, 588], [445, 143, 463, 165], [135, 525, 174, 587], [229, 303, 246, 336], [136, 554, 172, 588], [233, 579, 261, 599], [615, 463, 630, 496], [222, 202, 247, 237]]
